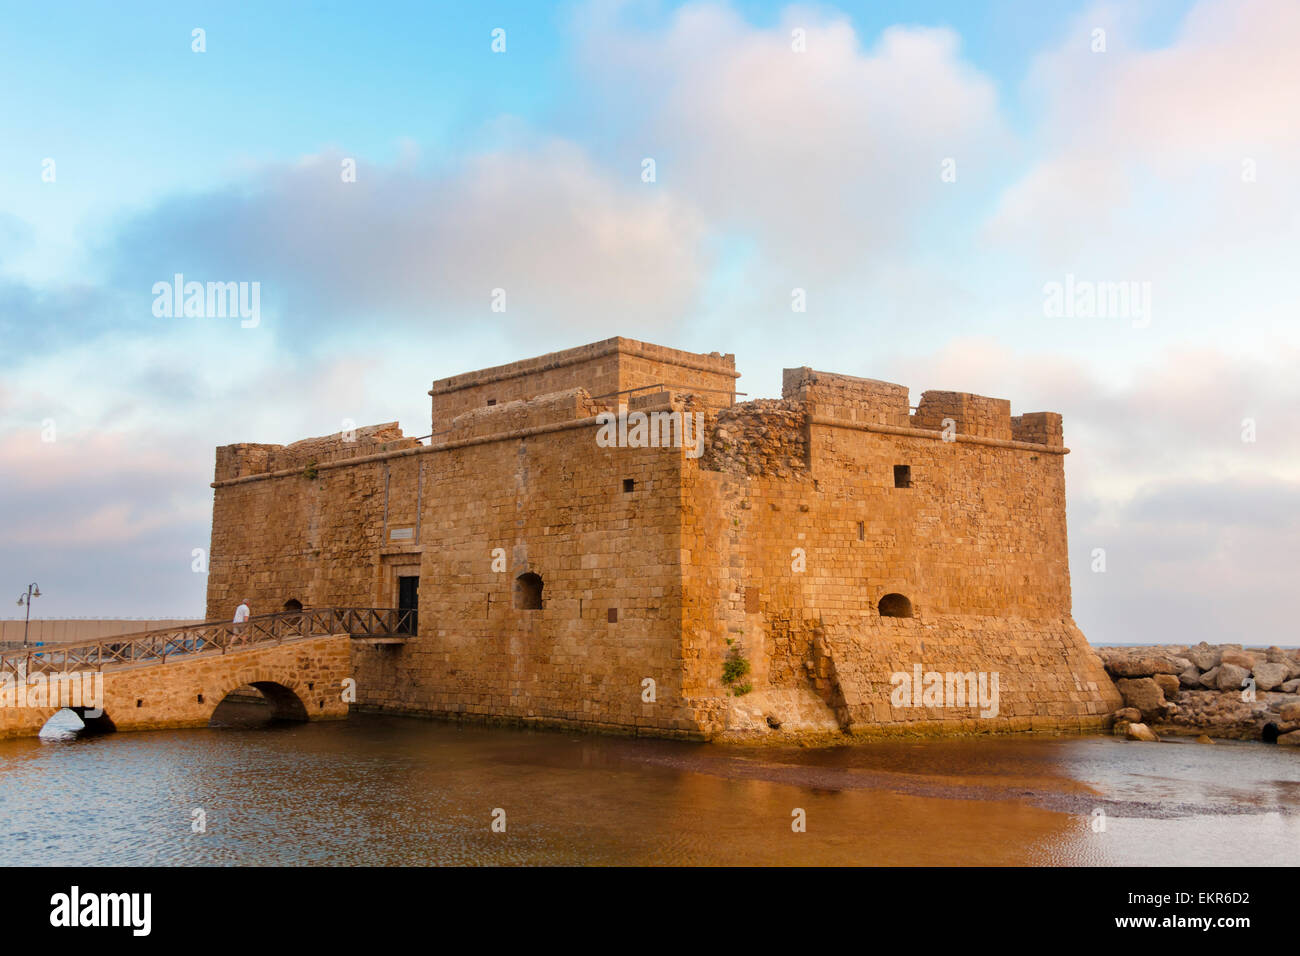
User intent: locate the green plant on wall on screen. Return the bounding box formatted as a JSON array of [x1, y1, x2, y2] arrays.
[[722, 651, 751, 696], [303, 460, 319, 480]]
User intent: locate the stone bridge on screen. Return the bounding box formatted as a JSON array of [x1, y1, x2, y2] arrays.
[[0, 607, 410, 740]]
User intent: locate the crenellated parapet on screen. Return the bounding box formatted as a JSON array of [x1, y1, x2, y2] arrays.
[[214, 422, 418, 481], [782, 367, 910, 427], [912, 390, 1012, 441]]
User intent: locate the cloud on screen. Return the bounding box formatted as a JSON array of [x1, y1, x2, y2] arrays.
[[578, 3, 1009, 285], [103, 140, 709, 343], [985, 0, 1300, 262]]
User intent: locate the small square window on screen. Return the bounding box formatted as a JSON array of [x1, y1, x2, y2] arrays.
[[608, 607, 619, 623], [623, 478, 635, 493], [486, 399, 497, 406], [893, 465, 911, 489]]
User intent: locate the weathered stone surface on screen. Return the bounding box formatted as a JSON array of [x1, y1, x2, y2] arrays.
[[1281, 679, 1300, 694], [1185, 642, 1220, 671], [1198, 666, 1221, 689], [1153, 673, 1181, 700], [1116, 678, 1167, 719], [1178, 667, 1203, 689], [1106, 656, 1181, 678], [1195, 734, 1214, 744], [1113, 707, 1141, 723], [1126, 722, 1159, 742], [1279, 702, 1300, 722], [1252, 663, 1289, 692], [1217, 663, 1250, 693], [1278, 731, 1300, 747], [1220, 649, 1257, 669]]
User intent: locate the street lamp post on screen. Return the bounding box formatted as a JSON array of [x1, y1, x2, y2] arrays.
[[16, 583, 41, 647]]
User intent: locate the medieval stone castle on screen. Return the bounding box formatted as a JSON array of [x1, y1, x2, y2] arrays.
[[205, 337, 1121, 739]]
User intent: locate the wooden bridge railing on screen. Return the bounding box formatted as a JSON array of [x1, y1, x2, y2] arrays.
[[0, 607, 415, 677]]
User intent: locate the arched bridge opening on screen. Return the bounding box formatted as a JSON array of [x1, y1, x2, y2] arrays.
[[209, 681, 310, 729], [38, 707, 117, 740]]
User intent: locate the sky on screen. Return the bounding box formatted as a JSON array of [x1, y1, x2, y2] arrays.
[[1, 0, 1297, 645]]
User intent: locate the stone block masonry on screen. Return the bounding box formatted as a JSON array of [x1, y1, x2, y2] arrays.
[[205, 338, 1120, 741], [0, 635, 351, 740]]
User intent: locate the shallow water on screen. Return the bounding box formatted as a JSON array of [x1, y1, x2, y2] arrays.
[[2, 712, 1297, 865]]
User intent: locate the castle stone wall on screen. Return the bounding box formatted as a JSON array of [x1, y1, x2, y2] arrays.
[[205, 340, 1119, 741]]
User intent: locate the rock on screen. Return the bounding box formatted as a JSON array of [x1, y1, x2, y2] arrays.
[[1178, 667, 1202, 689], [1116, 678, 1167, 720], [1112, 720, 1131, 736], [1169, 656, 1194, 673], [1198, 666, 1221, 689], [1278, 731, 1300, 747], [1195, 734, 1214, 744], [1281, 679, 1300, 694], [1153, 673, 1181, 700], [765, 714, 781, 729], [1252, 662, 1289, 692], [1279, 702, 1300, 722], [1107, 656, 1181, 678], [1126, 722, 1160, 742], [1220, 649, 1257, 669], [1266, 646, 1289, 664], [1216, 663, 1250, 693], [1113, 707, 1141, 723], [1185, 642, 1220, 671]]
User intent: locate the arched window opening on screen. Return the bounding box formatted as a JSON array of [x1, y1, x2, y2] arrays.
[[878, 593, 913, 618], [283, 598, 303, 612], [515, 573, 544, 610]]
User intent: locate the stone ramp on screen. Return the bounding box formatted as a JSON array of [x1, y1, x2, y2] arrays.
[[817, 615, 1121, 736]]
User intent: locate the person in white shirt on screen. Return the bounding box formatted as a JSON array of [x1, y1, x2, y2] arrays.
[[232, 598, 251, 645]]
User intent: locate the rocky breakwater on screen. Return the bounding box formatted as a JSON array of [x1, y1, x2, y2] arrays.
[[1095, 644, 1300, 744]]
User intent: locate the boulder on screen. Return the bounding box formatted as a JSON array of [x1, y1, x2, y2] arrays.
[[1252, 662, 1289, 692], [1185, 642, 1220, 671], [1126, 722, 1160, 742], [1112, 720, 1131, 737], [1107, 656, 1181, 678], [1198, 666, 1221, 689], [1113, 707, 1141, 723], [1169, 656, 1194, 673], [1116, 678, 1167, 720], [1266, 646, 1289, 664], [1216, 663, 1250, 693], [1153, 674, 1181, 700], [1279, 702, 1300, 723], [1195, 734, 1214, 744], [1178, 667, 1202, 689], [1220, 649, 1257, 669], [1278, 731, 1300, 747], [1281, 679, 1300, 695]]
